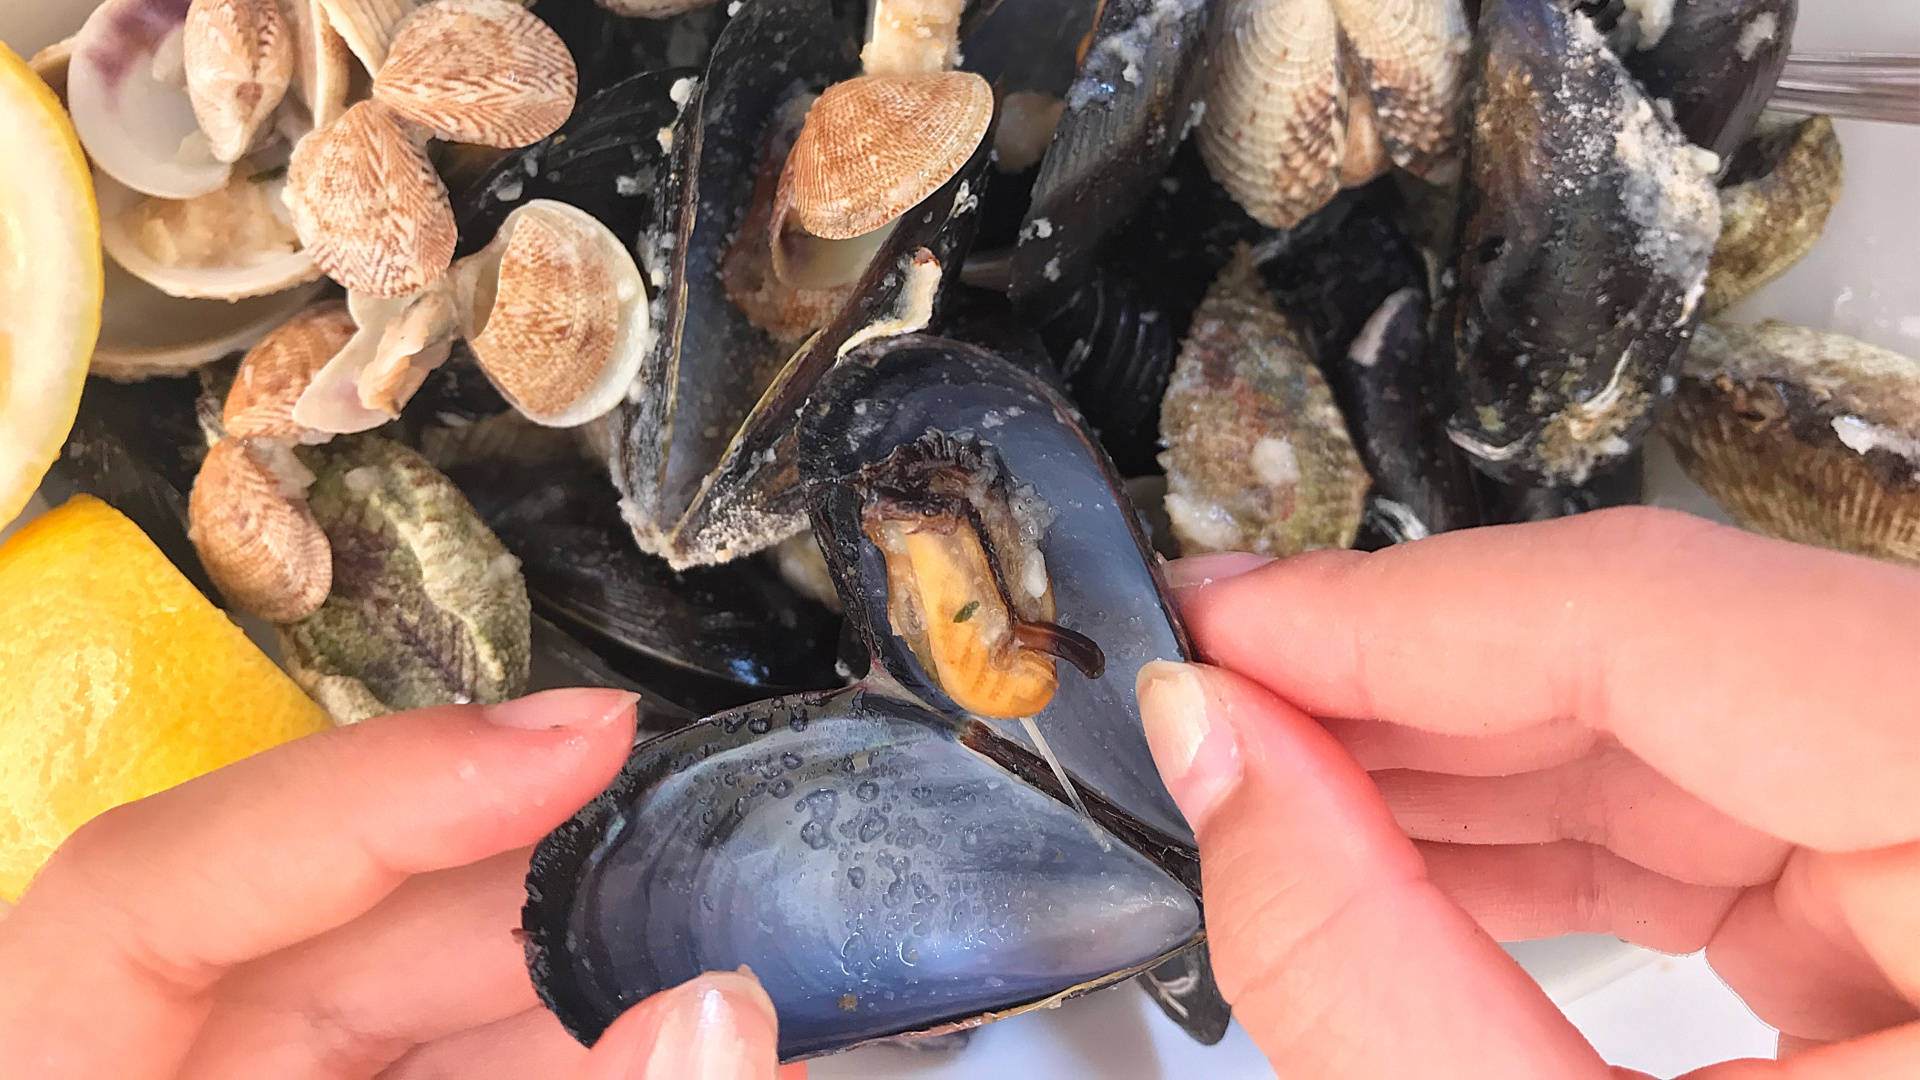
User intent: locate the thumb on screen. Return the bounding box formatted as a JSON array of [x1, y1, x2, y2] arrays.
[[1136, 660, 1610, 1079], [575, 970, 803, 1080]]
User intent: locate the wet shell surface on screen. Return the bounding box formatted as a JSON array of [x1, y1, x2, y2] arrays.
[[1706, 113, 1843, 318], [371, 0, 577, 148], [281, 436, 531, 723], [286, 100, 458, 297], [457, 200, 651, 427], [1664, 321, 1920, 568], [183, 0, 295, 163], [1159, 249, 1371, 558], [775, 71, 994, 242], [188, 436, 333, 622], [223, 301, 358, 440]]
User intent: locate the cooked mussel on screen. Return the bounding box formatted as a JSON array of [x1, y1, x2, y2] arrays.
[[1444, 0, 1722, 488], [1618, 0, 1798, 163]]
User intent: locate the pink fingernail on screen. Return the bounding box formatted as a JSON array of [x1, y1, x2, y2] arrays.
[[638, 972, 780, 1080], [1136, 661, 1242, 830], [482, 688, 639, 731], [1160, 552, 1275, 591]]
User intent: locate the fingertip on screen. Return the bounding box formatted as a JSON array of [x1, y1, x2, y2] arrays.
[[483, 688, 641, 731], [1137, 661, 1243, 831], [581, 970, 782, 1080]]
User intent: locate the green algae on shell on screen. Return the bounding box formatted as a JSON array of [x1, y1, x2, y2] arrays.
[[1704, 113, 1844, 318], [280, 435, 531, 722]]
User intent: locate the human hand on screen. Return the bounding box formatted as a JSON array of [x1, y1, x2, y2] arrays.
[[0, 688, 798, 1080], [1139, 508, 1920, 1078]]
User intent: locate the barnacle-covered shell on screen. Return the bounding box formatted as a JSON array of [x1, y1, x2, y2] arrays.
[[224, 301, 357, 439], [1705, 113, 1843, 318], [1159, 249, 1370, 557], [286, 100, 457, 297], [96, 165, 321, 301], [184, 0, 295, 163], [372, 0, 577, 148], [316, 0, 411, 71], [456, 200, 651, 427], [188, 436, 333, 622], [281, 436, 531, 723], [774, 71, 993, 242], [69, 0, 232, 199], [1663, 321, 1920, 568]]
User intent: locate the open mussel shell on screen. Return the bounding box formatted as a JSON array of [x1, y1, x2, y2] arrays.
[[523, 686, 1202, 1060], [1140, 943, 1232, 1045], [1444, 0, 1721, 488], [528, 0, 724, 99], [613, 0, 993, 569], [1620, 0, 1797, 164], [525, 616, 694, 736], [1008, 0, 1215, 316], [1705, 113, 1843, 319], [1663, 321, 1920, 568], [800, 333, 1195, 844]]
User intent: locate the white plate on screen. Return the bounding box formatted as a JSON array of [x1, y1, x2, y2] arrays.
[[4, 2, 1917, 1076]]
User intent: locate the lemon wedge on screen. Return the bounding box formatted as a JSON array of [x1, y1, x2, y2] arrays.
[[0, 41, 102, 527]]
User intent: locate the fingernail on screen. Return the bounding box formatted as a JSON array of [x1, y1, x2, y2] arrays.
[[482, 688, 639, 731], [1160, 552, 1275, 591], [1136, 661, 1241, 830], [640, 972, 780, 1080]]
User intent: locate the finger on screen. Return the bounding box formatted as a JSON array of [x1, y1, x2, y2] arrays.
[[1321, 715, 1601, 777], [381, 1008, 587, 1080], [576, 971, 782, 1080], [1376, 748, 1791, 887], [1708, 848, 1920, 1043], [180, 850, 538, 1078], [1416, 841, 1743, 954], [0, 688, 637, 1080], [1176, 508, 1920, 851], [1136, 660, 1609, 1078], [1691, 1022, 1920, 1078]]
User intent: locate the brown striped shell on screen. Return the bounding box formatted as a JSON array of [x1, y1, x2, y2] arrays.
[[1664, 321, 1920, 568], [224, 301, 359, 440], [286, 100, 457, 297], [288, 0, 354, 130], [1705, 115, 1845, 318], [316, 0, 413, 71], [184, 0, 296, 163], [188, 437, 334, 622], [371, 0, 577, 148], [1329, 0, 1468, 180]]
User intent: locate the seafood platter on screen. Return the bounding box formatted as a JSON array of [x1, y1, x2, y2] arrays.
[[1, 0, 1916, 1071]]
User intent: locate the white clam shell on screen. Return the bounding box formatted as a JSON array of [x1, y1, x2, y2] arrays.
[[91, 261, 326, 380], [69, 0, 232, 199], [96, 165, 322, 301]]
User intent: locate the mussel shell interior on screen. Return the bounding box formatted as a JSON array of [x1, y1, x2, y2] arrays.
[[523, 687, 1203, 1060], [800, 335, 1196, 844]]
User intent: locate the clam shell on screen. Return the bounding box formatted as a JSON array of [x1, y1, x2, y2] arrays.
[[96, 165, 321, 301], [30, 37, 74, 100], [224, 301, 357, 440], [69, 0, 232, 200], [316, 0, 411, 71], [861, 0, 966, 76], [775, 72, 993, 242], [188, 436, 333, 622], [1328, 0, 1469, 180], [1159, 248, 1370, 557], [286, 100, 457, 297], [372, 0, 577, 148], [457, 200, 651, 427], [92, 263, 327, 381], [285, 0, 353, 130], [1664, 321, 1920, 568], [184, 0, 296, 163], [280, 435, 531, 722], [290, 285, 457, 433], [594, 0, 723, 14], [1706, 114, 1843, 318]]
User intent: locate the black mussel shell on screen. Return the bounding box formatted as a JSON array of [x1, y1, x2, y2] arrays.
[[1479, 451, 1647, 524], [1035, 265, 1178, 477], [1446, 0, 1720, 488], [1140, 944, 1232, 1046], [523, 686, 1203, 1060], [452, 69, 699, 257], [799, 334, 1195, 844], [1009, 0, 1217, 316], [525, 616, 694, 735], [1258, 185, 1427, 368], [447, 455, 842, 713], [39, 372, 219, 598], [1622, 0, 1797, 163], [530, 0, 726, 99]]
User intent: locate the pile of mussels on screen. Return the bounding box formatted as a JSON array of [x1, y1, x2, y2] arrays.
[[42, 0, 1920, 1062]]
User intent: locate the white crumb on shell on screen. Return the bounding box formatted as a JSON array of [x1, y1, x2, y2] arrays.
[[1250, 437, 1301, 489], [1737, 13, 1779, 60], [1832, 416, 1920, 466]]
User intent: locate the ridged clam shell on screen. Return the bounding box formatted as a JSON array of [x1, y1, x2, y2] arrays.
[[460, 200, 651, 427], [185, 0, 295, 163], [1706, 115, 1844, 318], [1328, 0, 1468, 180], [1197, 0, 1346, 229], [372, 0, 577, 148], [776, 71, 993, 241], [188, 436, 333, 622], [316, 0, 411, 71], [224, 301, 358, 440], [1664, 321, 1920, 568], [286, 100, 457, 297], [1159, 248, 1370, 556]]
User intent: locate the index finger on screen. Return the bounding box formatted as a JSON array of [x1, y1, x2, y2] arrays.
[[1175, 507, 1920, 852]]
